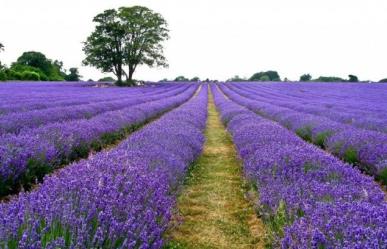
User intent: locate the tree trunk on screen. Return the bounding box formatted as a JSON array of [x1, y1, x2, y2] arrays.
[[128, 69, 134, 81]]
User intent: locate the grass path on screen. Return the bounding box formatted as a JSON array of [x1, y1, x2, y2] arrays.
[[165, 89, 265, 249]]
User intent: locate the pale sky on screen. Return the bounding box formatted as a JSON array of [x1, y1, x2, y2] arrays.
[[1, 0, 387, 81]]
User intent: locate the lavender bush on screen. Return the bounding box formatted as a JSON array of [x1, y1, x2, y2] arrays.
[[0, 85, 196, 196], [212, 84, 387, 248], [220, 83, 387, 184], [0, 85, 208, 248]]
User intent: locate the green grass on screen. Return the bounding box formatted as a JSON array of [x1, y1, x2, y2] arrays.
[[165, 91, 265, 249]]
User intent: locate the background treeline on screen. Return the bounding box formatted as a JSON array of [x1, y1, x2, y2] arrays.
[[227, 71, 387, 83], [0, 46, 81, 81]]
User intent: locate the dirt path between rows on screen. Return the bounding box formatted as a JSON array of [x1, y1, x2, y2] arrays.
[[165, 88, 265, 249]]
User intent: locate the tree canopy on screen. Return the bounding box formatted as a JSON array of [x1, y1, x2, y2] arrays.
[[64, 68, 82, 81], [249, 71, 281, 81], [227, 75, 246, 82], [348, 74, 359, 82], [299, 74, 312, 81], [83, 6, 169, 86], [13, 51, 65, 81], [174, 76, 189, 81]]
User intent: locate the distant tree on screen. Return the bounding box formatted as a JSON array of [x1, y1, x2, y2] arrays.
[[315, 76, 345, 82], [300, 74, 312, 81], [190, 76, 200, 82], [13, 51, 65, 80], [83, 6, 169, 85], [348, 74, 359, 82], [174, 76, 189, 81], [379, 78, 387, 83], [250, 71, 281, 81], [0, 43, 3, 52], [227, 75, 246, 82], [98, 76, 115, 82], [259, 75, 271, 81], [64, 68, 82, 81]]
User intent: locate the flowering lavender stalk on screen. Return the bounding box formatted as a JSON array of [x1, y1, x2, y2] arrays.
[[0, 85, 196, 196], [0, 85, 208, 248], [211, 84, 387, 248]]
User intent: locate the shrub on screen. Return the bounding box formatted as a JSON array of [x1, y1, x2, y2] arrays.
[[0, 70, 6, 81], [21, 71, 40, 81], [8, 70, 23, 80]]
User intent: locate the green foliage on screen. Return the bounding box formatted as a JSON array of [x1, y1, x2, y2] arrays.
[[295, 126, 313, 142], [299, 73, 312, 81], [83, 6, 169, 84], [348, 74, 359, 82], [98, 76, 115, 82], [377, 168, 387, 185], [379, 78, 387, 83], [249, 70, 281, 81], [190, 76, 200, 82], [0, 70, 6, 81], [227, 75, 246, 82], [21, 71, 40, 81], [315, 76, 345, 82], [174, 75, 188, 81], [64, 67, 82, 81], [16, 51, 64, 80], [259, 75, 270, 81], [10, 51, 65, 81], [343, 148, 359, 165]]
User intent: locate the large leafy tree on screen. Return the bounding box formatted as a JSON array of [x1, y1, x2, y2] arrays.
[[83, 6, 169, 85]]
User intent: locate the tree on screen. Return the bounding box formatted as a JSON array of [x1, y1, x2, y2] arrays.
[[190, 76, 200, 82], [98, 76, 115, 82], [315, 76, 345, 82], [379, 78, 387, 83], [13, 51, 65, 80], [227, 75, 246, 82], [83, 6, 169, 85], [174, 76, 188, 81], [348, 74, 359, 82], [300, 74, 312, 81], [249, 71, 281, 81], [64, 68, 82, 81]]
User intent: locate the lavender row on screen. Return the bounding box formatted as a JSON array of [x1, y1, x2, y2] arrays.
[[0, 85, 187, 135], [233, 82, 387, 132], [0, 84, 207, 248], [220, 84, 387, 184], [0, 83, 178, 116], [0, 86, 197, 196], [211, 85, 387, 248]]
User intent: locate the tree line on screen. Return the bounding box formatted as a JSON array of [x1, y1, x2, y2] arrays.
[[2, 5, 387, 85], [227, 71, 387, 83]]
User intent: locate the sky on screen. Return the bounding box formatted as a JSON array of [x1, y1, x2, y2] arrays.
[[1, 0, 387, 81]]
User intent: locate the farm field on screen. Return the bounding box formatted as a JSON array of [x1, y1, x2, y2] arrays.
[[0, 81, 386, 248]]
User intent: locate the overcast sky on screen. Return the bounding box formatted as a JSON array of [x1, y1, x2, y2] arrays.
[[1, 0, 387, 81]]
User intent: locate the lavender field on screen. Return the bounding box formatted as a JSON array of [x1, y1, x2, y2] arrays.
[[0, 81, 386, 248]]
